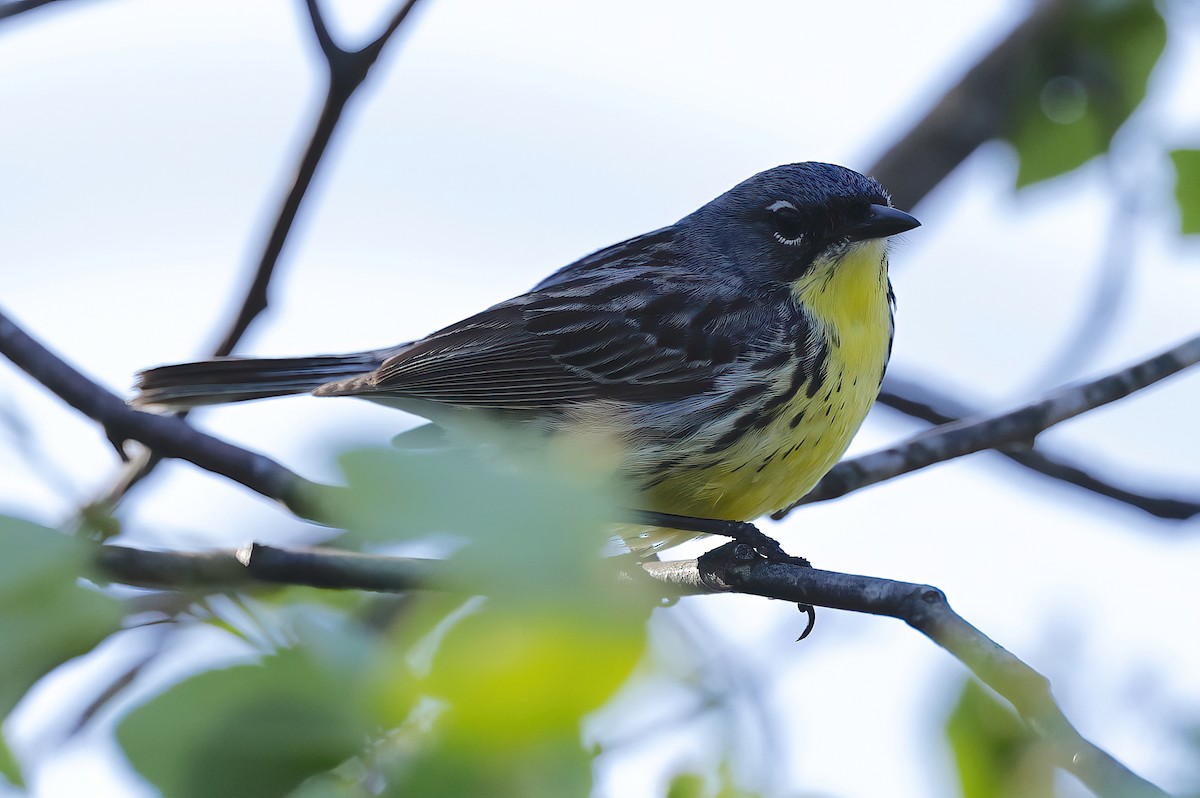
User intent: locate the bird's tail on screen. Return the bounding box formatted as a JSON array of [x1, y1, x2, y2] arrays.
[[132, 350, 389, 410]]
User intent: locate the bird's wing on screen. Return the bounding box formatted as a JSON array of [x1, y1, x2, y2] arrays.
[[355, 293, 745, 409], [323, 237, 773, 410]]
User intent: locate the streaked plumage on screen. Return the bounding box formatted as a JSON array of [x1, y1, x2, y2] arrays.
[[134, 163, 918, 551]]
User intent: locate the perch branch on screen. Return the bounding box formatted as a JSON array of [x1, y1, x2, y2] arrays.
[[87, 540, 1169, 798]]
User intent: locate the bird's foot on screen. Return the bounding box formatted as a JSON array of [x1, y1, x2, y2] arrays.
[[625, 509, 816, 639], [695, 536, 817, 642]]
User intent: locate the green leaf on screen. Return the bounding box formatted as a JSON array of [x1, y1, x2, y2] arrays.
[[667, 772, 709, 798], [118, 645, 387, 798], [1171, 149, 1200, 235], [0, 516, 122, 719], [0, 733, 23, 789], [946, 680, 1055, 798], [386, 591, 646, 795], [1007, 0, 1166, 187], [427, 606, 645, 744]]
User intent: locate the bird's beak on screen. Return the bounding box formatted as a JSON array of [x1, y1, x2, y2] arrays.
[[845, 204, 920, 242]]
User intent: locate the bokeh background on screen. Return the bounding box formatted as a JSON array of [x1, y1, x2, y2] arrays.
[[2, 1, 1199, 796]]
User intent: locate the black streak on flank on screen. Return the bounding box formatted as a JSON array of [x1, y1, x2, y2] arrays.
[[706, 411, 760, 454], [756, 349, 792, 371], [707, 383, 766, 421], [755, 447, 783, 473], [805, 342, 830, 399]]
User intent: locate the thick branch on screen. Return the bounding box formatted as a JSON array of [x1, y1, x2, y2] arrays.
[[778, 334, 1200, 516], [866, 0, 1069, 210], [879, 376, 1200, 520], [0, 308, 329, 520], [0, 0, 75, 21], [88, 540, 1169, 798]]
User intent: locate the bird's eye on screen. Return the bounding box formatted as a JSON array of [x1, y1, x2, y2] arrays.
[[768, 201, 806, 246]]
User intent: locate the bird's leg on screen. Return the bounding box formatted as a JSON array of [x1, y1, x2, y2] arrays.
[[625, 509, 811, 567]]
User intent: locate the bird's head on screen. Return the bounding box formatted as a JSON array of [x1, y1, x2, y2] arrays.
[[686, 162, 919, 287]]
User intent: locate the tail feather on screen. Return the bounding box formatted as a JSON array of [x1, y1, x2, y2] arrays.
[[132, 350, 389, 410]]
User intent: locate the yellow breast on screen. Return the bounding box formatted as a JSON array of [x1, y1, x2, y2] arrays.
[[641, 238, 894, 525]]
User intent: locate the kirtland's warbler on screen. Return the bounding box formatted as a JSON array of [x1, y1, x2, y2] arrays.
[[134, 162, 919, 553]]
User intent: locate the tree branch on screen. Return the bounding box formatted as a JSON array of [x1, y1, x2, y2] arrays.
[[93, 542, 435, 592], [777, 334, 1200, 516], [87, 540, 1169, 798], [0, 308, 329, 521], [0, 0, 77, 22], [650, 549, 1169, 798], [878, 376, 1200, 521]]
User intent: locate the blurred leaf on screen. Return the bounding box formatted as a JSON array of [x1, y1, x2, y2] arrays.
[[0, 516, 122, 719], [1007, 0, 1165, 187], [118, 643, 398, 798], [0, 734, 22, 788], [337, 433, 644, 612], [332, 429, 656, 795], [1170, 149, 1200, 235], [668, 772, 709, 798], [428, 606, 645, 744], [399, 564, 650, 794], [399, 736, 593, 797], [946, 680, 1055, 798], [663, 767, 769, 798], [714, 760, 765, 798], [118, 429, 656, 797]]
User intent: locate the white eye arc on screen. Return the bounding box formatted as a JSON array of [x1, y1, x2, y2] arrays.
[[767, 200, 804, 246]]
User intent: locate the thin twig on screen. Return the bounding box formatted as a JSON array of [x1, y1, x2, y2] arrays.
[[878, 376, 1200, 520], [86, 540, 1169, 798], [214, 0, 423, 356], [776, 333, 1200, 516], [85, 0, 424, 517]]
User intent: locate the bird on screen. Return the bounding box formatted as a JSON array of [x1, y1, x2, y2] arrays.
[[134, 162, 919, 555]]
